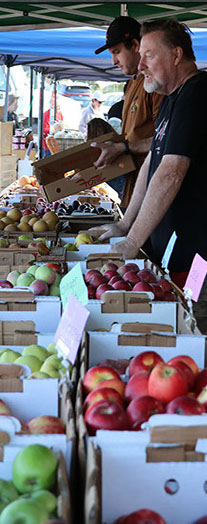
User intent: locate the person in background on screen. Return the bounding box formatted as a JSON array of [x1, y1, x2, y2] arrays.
[[94, 16, 163, 210], [91, 19, 207, 334], [42, 100, 63, 157], [107, 80, 130, 134], [7, 94, 22, 134], [79, 90, 105, 135]]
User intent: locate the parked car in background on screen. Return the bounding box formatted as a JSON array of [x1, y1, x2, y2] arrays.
[[102, 92, 124, 119], [60, 84, 91, 108]]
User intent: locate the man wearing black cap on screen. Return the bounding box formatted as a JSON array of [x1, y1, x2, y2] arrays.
[[94, 16, 162, 209]]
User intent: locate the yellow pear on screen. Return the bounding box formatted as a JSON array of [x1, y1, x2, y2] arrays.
[[74, 233, 93, 248], [43, 211, 59, 224], [18, 222, 33, 232], [33, 220, 49, 232]]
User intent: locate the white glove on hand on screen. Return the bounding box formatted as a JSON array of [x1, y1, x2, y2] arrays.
[[109, 237, 140, 259], [89, 222, 127, 242]]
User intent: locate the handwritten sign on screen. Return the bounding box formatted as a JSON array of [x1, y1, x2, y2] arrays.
[[55, 295, 89, 364], [183, 254, 207, 302], [60, 262, 88, 310]]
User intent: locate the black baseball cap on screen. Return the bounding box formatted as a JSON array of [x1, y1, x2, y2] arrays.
[[95, 16, 141, 55]]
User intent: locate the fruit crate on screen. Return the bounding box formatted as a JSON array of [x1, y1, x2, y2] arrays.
[[0, 155, 17, 192], [0, 245, 67, 267], [0, 230, 58, 242]]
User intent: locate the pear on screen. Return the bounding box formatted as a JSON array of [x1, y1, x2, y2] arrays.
[[74, 233, 93, 248]]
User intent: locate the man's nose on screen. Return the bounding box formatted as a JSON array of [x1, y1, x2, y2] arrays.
[[112, 55, 118, 66], [138, 57, 145, 72]]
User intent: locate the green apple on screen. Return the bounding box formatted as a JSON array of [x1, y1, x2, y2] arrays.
[[0, 498, 48, 523], [49, 284, 60, 297], [35, 266, 56, 285], [7, 271, 20, 286], [46, 343, 58, 355], [16, 273, 35, 287], [0, 479, 18, 514], [18, 235, 33, 242], [26, 265, 38, 277], [54, 273, 62, 286], [14, 355, 42, 374], [64, 242, 78, 251], [21, 490, 57, 516], [0, 350, 21, 363], [22, 345, 49, 363], [12, 444, 58, 494], [40, 355, 66, 379], [0, 239, 9, 248], [28, 371, 51, 379]]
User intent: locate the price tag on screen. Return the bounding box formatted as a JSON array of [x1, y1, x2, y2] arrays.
[[60, 262, 88, 310], [183, 253, 207, 302], [55, 295, 89, 364]]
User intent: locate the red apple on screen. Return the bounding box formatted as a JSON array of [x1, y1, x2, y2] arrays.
[[166, 395, 205, 415], [83, 366, 121, 394], [129, 351, 164, 377], [101, 262, 118, 273], [103, 270, 118, 281], [163, 291, 177, 301], [112, 280, 132, 291], [124, 372, 149, 404], [83, 387, 124, 412], [26, 415, 65, 434], [108, 275, 123, 286], [194, 369, 207, 396], [148, 363, 188, 403], [158, 278, 173, 292], [97, 358, 129, 376], [133, 282, 153, 292], [95, 283, 113, 299], [85, 269, 103, 284], [137, 269, 157, 283], [46, 263, 62, 275], [117, 263, 139, 276], [88, 273, 107, 289], [115, 509, 167, 524], [22, 209, 32, 216], [29, 279, 49, 296], [127, 395, 165, 430], [123, 271, 141, 285], [0, 279, 13, 288], [87, 284, 96, 299], [150, 283, 165, 301], [197, 387, 207, 409], [170, 360, 195, 390], [84, 400, 129, 436], [93, 378, 125, 398], [167, 355, 199, 376]]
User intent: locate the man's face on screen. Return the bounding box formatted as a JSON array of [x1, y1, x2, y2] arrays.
[[109, 41, 140, 76], [138, 31, 178, 95]]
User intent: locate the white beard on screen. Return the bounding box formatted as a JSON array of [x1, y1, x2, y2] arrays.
[[143, 77, 161, 93]]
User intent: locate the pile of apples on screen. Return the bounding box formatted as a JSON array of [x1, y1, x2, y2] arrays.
[[0, 342, 69, 379], [82, 351, 207, 436], [0, 207, 59, 233], [0, 443, 64, 523], [0, 398, 65, 436], [0, 236, 50, 256], [0, 263, 62, 297], [84, 262, 176, 301]]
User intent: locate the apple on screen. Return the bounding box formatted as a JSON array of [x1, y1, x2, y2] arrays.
[[14, 355, 42, 374], [84, 269, 101, 284], [28, 371, 51, 379], [95, 283, 113, 299], [117, 263, 140, 276], [194, 369, 207, 396], [16, 273, 35, 287], [163, 291, 177, 301], [46, 343, 58, 355], [133, 282, 153, 292], [114, 508, 167, 523], [21, 489, 57, 517], [35, 266, 56, 285], [148, 363, 188, 403], [12, 443, 58, 493], [83, 365, 121, 394], [74, 233, 93, 247], [124, 372, 149, 404], [197, 387, 207, 409], [46, 263, 62, 275], [0, 349, 21, 363], [87, 284, 96, 299], [83, 387, 124, 412], [101, 262, 118, 273], [26, 415, 65, 434], [97, 358, 129, 375], [84, 400, 129, 436], [36, 242, 50, 256], [170, 360, 195, 390], [26, 265, 38, 277], [41, 356, 66, 378], [158, 278, 173, 292], [112, 280, 132, 291], [108, 275, 123, 286], [22, 345, 49, 363], [88, 273, 107, 289], [167, 355, 199, 376], [29, 279, 49, 296], [129, 351, 164, 377], [0, 279, 13, 288], [166, 395, 205, 415], [0, 498, 49, 524], [123, 271, 141, 285], [7, 270, 20, 286], [93, 378, 125, 398], [49, 284, 60, 297], [127, 395, 165, 430], [150, 283, 165, 300], [0, 479, 18, 514], [137, 269, 157, 283], [0, 399, 11, 414], [103, 270, 118, 281]]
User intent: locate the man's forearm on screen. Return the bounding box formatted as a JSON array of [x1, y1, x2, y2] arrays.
[[126, 136, 153, 154]]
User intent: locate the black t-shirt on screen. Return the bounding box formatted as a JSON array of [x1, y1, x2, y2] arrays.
[[148, 71, 207, 272]]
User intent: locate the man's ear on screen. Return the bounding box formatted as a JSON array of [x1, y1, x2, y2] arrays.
[[132, 38, 140, 52], [174, 46, 183, 65]]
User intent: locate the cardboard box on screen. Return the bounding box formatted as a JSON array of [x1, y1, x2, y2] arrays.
[[0, 289, 61, 332], [0, 245, 67, 267], [12, 148, 36, 162], [0, 122, 13, 156], [0, 154, 17, 191], [34, 132, 135, 202]]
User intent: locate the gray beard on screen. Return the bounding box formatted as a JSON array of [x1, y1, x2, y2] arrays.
[[143, 78, 161, 93]]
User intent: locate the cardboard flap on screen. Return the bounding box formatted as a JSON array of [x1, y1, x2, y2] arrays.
[[117, 333, 176, 347], [150, 425, 207, 445], [0, 289, 35, 303], [101, 291, 152, 314], [0, 320, 36, 345], [57, 451, 72, 524], [86, 253, 124, 269], [0, 431, 10, 445], [146, 445, 205, 463], [84, 441, 101, 524], [0, 364, 23, 379], [119, 322, 174, 333]]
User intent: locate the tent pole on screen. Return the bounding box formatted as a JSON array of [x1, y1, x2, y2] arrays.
[[28, 66, 33, 128], [3, 65, 10, 122], [120, 4, 128, 16], [38, 69, 44, 159], [54, 77, 57, 120]]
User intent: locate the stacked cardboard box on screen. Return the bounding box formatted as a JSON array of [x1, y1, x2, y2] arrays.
[[0, 122, 16, 191]]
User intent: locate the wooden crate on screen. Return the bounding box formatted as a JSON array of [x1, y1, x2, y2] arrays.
[[0, 155, 17, 191], [0, 122, 13, 156]]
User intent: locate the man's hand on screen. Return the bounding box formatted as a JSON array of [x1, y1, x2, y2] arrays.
[[89, 221, 127, 242], [109, 237, 140, 259], [91, 141, 125, 168]]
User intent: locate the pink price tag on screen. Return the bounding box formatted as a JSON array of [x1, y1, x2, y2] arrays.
[[183, 253, 207, 302], [54, 295, 89, 364]]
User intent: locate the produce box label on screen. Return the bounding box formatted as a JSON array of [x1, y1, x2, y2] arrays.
[[184, 253, 207, 301]]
